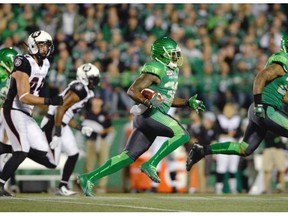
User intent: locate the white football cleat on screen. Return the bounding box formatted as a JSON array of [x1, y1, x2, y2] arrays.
[[56, 186, 78, 196]]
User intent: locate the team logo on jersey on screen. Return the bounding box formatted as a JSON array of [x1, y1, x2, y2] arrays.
[[166, 70, 173, 76], [14, 58, 22, 67]]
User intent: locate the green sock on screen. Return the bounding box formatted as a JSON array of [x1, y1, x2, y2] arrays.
[[86, 151, 134, 183], [209, 141, 248, 155], [148, 134, 189, 167]]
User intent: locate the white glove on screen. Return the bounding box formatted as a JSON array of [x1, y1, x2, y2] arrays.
[[49, 136, 61, 149], [81, 126, 93, 137], [130, 104, 148, 116]]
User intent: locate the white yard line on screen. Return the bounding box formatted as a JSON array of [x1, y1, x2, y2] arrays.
[[8, 196, 183, 212]]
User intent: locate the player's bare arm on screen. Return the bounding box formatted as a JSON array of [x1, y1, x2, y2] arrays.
[[171, 97, 187, 107], [68, 118, 79, 129], [253, 63, 285, 95], [127, 73, 160, 104], [54, 91, 80, 128], [283, 91, 288, 104], [13, 71, 45, 105]]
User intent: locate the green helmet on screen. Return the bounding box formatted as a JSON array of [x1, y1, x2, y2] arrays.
[[0, 47, 18, 74], [281, 34, 288, 53], [151, 36, 183, 68]]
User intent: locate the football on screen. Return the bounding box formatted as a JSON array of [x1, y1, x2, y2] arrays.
[[141, 88, 162, 101]]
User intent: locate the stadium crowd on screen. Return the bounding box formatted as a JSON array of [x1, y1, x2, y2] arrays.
[[0, 3, 287, 194], [0, 3, 287, 117]]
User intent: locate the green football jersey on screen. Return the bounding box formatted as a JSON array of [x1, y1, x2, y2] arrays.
[[262, 51, 288, 109], [141, 61, 179, 113]]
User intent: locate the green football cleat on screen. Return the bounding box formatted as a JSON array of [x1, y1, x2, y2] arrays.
[[140, 163, 160, 183], [77, 175, 95, 197]]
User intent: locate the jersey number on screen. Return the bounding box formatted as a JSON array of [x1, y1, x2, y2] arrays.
[[30, 77, 44, 94]]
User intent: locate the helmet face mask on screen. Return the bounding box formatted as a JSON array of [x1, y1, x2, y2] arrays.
[[77, 63, 101, 90], [0, 47, 18, 74], [281, 34, 288, 53], [28, 30, 54, 59], [151, 36, 183, 68]]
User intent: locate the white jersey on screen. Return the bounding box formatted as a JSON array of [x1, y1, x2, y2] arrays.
[[47, 80, 94, 125], [3, 54, 50, 115]]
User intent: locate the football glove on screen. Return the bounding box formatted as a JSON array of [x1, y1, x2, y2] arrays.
[[187, 94, 205, 113], [81, 126, 93, 137], [254, 104, 265, 118], [149, 93, 163, 108], [50, 135, 61, 149]]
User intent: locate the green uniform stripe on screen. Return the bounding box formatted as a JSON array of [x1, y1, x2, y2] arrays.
[[150, 110, 184, 134], [210, 141, 248, 155], [88, 151, 133, 183], [266, 106, 288, 130]]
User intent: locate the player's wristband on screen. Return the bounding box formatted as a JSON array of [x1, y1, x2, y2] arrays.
[[254, 94, 262, 105], [54, 126, 62, 137]]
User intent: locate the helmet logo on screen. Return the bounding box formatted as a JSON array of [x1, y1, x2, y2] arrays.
[[32, 31, 41, 38], [83, 64, 92, 72]]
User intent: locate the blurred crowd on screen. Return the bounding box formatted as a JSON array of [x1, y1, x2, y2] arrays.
[[1, 3, 288, 117], [1, 3, 288, 194]]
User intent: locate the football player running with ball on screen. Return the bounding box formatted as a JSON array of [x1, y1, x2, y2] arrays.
[[77, 36, 205, 196], [186, 34, 288, 172]]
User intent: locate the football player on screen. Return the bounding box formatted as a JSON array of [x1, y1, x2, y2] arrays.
[[40, 63, 101, 196], [0, 30, 63, 196], [186, 34, 288, 172], [77, 36, 205, 196]]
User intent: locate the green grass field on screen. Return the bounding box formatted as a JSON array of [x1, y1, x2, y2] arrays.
[[0, 193, 287, 212]]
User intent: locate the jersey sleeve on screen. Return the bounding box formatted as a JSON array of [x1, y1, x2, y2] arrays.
[[69, 82, 87, 100], [140, 61, 166, 80], [13, 55, 31, 76], [267, 51, 288, 72]]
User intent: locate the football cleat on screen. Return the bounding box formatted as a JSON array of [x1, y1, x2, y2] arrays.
[[140, 163, 160, 183], [0, 186, 14, 197], [56, 185, 78, 196], [77, 175, 95, 197], [186, 144, 205, 171]]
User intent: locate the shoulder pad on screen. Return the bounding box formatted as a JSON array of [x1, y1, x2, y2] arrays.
[[13, 55, 31, 75], [69, 81, 87, 100], [140, 61, 166, 79], [267, 51, 288, 72]]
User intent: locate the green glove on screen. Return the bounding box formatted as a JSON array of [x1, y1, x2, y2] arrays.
[[254, 104, 265, 118], [187, 94, 205, 113]]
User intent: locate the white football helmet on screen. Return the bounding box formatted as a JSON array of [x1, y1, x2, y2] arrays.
[[27, 30, 54, 59], [77, 63, 101, 90]]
